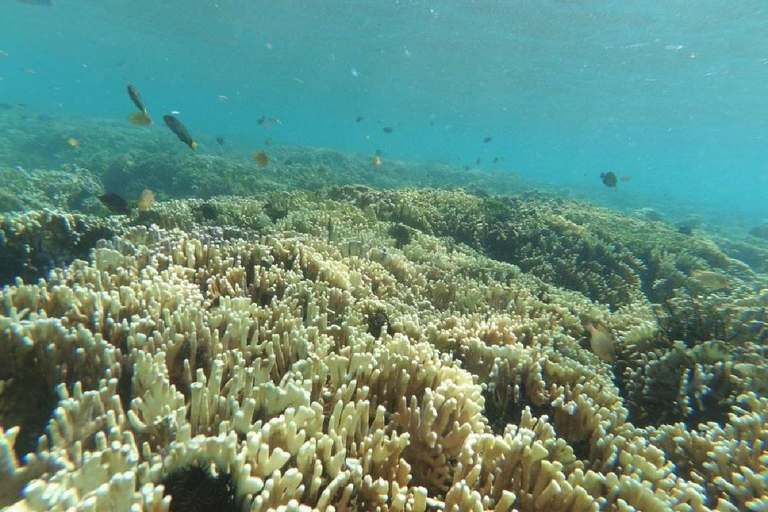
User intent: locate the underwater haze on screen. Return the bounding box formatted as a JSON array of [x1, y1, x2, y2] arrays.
[[2, 0, 767, 223], [4, 1, 768, 511]]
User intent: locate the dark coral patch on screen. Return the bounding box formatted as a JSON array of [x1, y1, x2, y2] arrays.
[[162, 464, 239, 512]]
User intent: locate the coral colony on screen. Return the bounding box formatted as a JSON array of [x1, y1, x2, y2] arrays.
[[1, 185, 767, 511]]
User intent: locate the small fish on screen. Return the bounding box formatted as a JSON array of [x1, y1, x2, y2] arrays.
[[127, 84, 152, 125], [14, 0, 53, 5], [215, 136, 225, 145], [22, 68, 38, 75], [689, 270, 731, 291], [66, 137, 79, 147], [383, 126, 393, 134], [585, 323, 615, 363], [600, 172, 618, 187], [127, 84, 147, 112], [483, 136, 493, 143], [0, 50, 9, 58], [372, 155, 382, 166], [265, 137, 274, 146], [492, 157, 500, 164], [128, 111, 152, 126], [138, 189, 156, 211], [253, 151, 269, 167], [163, 115, 197, 150], [217, 94, 229, 101], [98, 193, 130, 215], [375, 149, 382, 156], [257, 115, 281, 129], [749, 225, 768, 240], [476, 157, 482, 165], [620, 174, 633, 182], [196, 203, 217, 220], [356, 116, 365, 123], [206, 296, 222, 310]]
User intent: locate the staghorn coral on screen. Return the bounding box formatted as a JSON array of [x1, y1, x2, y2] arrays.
[[0, 191, 765, 512]]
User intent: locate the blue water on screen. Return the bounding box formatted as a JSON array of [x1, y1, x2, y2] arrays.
[[2, 0, 767, 223]]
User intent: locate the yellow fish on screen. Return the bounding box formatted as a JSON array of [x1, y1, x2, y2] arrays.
[[690, 270, 731, 291], [253, 151, 269, 167], [138, 189, 156, 211], [585, 323, 615, 363], [128, 110, 152, 126], [66, 137, 79, 147]]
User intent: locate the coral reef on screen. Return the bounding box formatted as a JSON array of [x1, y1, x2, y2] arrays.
[[325, 187, 753, 309], [0, 188, 766, 511], [0, 113, 532, 208], [0, 165, 103, 214], [0, 209, 120, 286]]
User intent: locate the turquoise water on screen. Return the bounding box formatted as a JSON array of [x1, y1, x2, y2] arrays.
[[2, 0, 767, 221], [3, 3, 768, 510]]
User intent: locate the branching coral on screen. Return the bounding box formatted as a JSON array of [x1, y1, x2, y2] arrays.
[[0, 191, 765, 512]]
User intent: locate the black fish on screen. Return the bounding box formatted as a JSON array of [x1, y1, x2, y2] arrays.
[[127, 84, 147, 112], [196, 203, 218, 220], [126, 84, 152, 125], [216, 136, 225, 145], [375, 149, 382, 156], [14, 0, 53, 5], [600, 172, 618, 187], [476, 157, 482, 165], [484, 137, 493, 143], [98, 193, 130, 214], [749, 225, 768, 240], [383, 126, 393, 133], [164, 115, 197, 150], [356, 116, 364, 122]]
